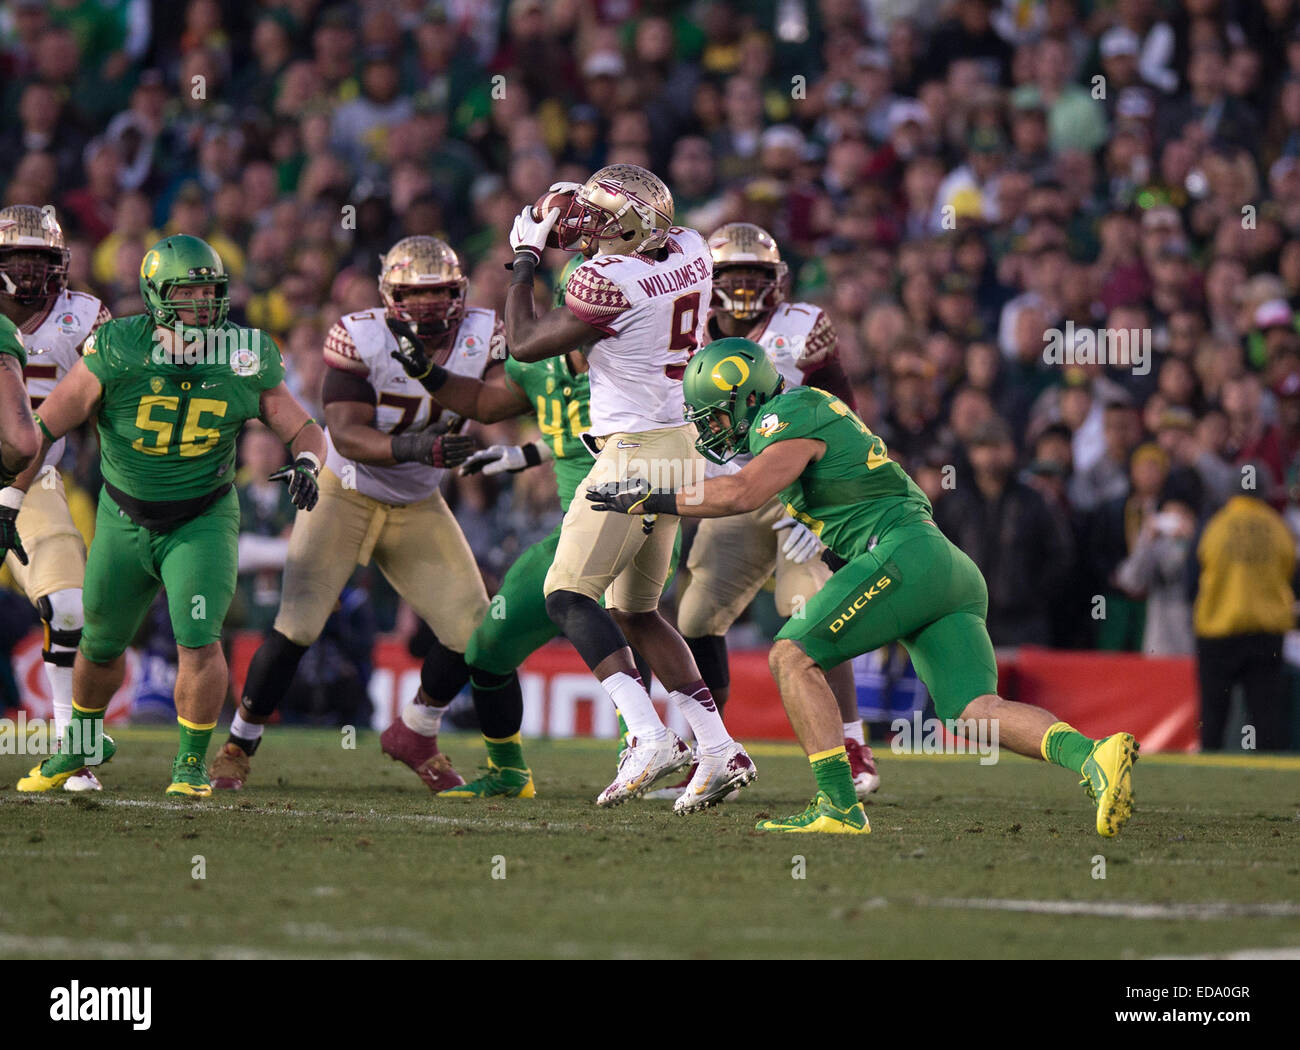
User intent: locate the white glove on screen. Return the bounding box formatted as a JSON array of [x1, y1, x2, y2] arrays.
[[772, 515, 823, 564], [548, 181, 583, 194], [510, 204, 559, 262], [460, 443, 546, 476]]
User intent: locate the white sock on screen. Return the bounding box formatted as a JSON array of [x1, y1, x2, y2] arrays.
[[671, 683, 732, 754], [843, 720, 865, 745], [402, 700, 443, 737], [47, 663, 73, 739], [603, 672, 666, 742], [230, 711, 264, 744]]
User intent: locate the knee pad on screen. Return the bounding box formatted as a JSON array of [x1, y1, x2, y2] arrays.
[[545, 589, 627, 669], [420, 636, 470, 704], [37, 589, 83, 666]]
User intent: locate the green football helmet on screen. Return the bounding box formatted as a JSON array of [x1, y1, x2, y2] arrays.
[[554, 253, 584, 308], [682, 337, 784, 464], [139, 234, 230, 336]]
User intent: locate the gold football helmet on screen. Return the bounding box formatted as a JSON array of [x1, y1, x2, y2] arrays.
[[558, 164, 675, 256], [0, 204, 69, 307], [378, 236, 468, 333], [708, 222, 788, 322]]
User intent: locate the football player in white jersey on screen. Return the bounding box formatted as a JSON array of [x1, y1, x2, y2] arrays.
[[504, 165, 756, 812], [211, 236, 512, 793], [0, 205, 110, 791], [671, 222, 880, 798]]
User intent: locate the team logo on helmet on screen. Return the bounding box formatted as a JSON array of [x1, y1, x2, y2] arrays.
[[710, 355, 752, 391], [142, 251, 161, 280]]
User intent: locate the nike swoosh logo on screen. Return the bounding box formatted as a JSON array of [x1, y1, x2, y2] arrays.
[[616, 440, 640, 449]]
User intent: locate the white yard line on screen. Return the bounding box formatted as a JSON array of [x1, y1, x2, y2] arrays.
[[917, 897, 1300, 920], [0, 931, 379, 960], [1148, 947, 1300, 959]]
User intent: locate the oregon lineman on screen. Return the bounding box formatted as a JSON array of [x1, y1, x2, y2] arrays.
[[211, 237, 500, 793], [0, 205, 110, 790]]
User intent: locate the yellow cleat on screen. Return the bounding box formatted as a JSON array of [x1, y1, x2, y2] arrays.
[[756, 791, 871, 834], [1080, 732, 1139, 837], [17, 733, 117, 792], [17, 763, 76, 793], [165, 751, 212, 798]]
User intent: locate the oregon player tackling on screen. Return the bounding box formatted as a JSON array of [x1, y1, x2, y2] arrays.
[[13, 235, 325, 797], [675, 221, 878, 799], [590, 339, 1139, 836], [0, 205, 111, 790]]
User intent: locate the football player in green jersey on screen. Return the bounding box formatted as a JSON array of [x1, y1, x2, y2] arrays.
[[390, 257, 678, 797], [12, 235, 326, 797], [0, 312, 39, 495], [590, 338, 1139, 836]]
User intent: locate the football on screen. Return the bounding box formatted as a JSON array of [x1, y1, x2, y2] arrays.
[[532, 187, 577, 248]]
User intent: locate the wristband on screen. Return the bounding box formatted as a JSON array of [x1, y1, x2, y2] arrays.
[[33, 413, 55, 443], [416, 360, 450, 393], [287, 417, 318, 447], [0, 486, 23, 509], [295, 450, 321, 474], [510, 254, 537, 285], [643, 491, 678, 515], [522, 442, 543, 468]]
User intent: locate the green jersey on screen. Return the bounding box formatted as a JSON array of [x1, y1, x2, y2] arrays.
[[82, 314, 285, 503], [746, 385, 932, 559], [0, 314, 25, 366], [504, 353, 593, 511]]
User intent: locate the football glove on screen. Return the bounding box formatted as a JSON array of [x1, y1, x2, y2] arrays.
[[510, 204, 559, 264], [585, 478, 677, 516], [392, 426, 478, 469], [269, 452, 321, 512], [0, 490, 27, 566], [772, 515, 823, 564], [460, 443, 545, 476]]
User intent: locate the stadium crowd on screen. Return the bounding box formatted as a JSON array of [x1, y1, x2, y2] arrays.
[[2, 0, 1299, 746]]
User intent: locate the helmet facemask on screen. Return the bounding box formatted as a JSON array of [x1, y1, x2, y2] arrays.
[[0, 246, 69, 308], [384, 281, 467, 338], [158, 275, 231, 334], [712, 263, 783, 322]]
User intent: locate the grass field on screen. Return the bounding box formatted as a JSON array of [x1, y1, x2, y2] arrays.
[[1, 727, 1298, 960]]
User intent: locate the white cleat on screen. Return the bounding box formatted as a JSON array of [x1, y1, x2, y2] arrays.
[[845, 739, 880, 799], [596, 732, 692, 808], [673, 742, 757, 814], [63, 768, 103, 792]]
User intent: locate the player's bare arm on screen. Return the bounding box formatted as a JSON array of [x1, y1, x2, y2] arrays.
[[505, 289, 602, 363], [16, 357, 102, 490], [259, 380, 326, 511], [589, 438, 822, 518], [388, 345, 531, 423], [0, 353, 39, 480]]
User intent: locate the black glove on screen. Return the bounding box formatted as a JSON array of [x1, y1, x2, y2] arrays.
[[387, 318, 449, 392], [269, 453, 321, 511], [0, 502, 27, 566], [391, 428, 478, 468], [585, 478, 678, 516]]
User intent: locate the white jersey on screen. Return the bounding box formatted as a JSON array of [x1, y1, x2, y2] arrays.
[[702, 300, 838, 477], [564, 227, 712, 436], [322, 306, 501, 505], [20, 289, 109, 469]]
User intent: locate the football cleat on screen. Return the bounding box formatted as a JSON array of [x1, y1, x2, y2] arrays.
[[63, 768, 103, 792], [438, 761, 536, 799], [380, 719, 466, 794], [596, 732, 691, 807], [210, 741, 252, 790], [17, 731, 117, 792], [1080, 732, 1139, 837], [644, 762, 697, 800], [845, 738, 881, 798], [673, 742, 757, 814], [756, 791, 871, 834], [165, 751, 212, 798]]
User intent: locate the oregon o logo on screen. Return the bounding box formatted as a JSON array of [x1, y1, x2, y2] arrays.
[[710, 355, 750, 390], [141, 251, 161, 279]]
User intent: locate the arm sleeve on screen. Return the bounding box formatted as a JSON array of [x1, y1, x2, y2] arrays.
[[322, 320, 369, 376], [564, 265, 632, 335]]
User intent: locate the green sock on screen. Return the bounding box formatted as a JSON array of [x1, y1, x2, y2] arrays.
[[616, 712, 629, 754], [484, 732, 526, 770], [1041, 721, 1094, 774], [42, 704, 105, 774], [177, 717, 216, 761], [809, 746, 857, 810]]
